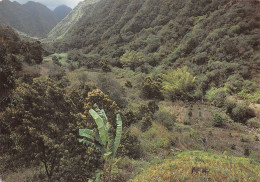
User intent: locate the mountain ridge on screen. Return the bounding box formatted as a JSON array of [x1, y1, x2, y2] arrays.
[[0, 0, 59, 37], [45, 0, 100, 42]]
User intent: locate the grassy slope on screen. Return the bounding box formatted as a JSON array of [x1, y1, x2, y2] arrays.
[[133, 150, 260, 181], [45, 0, 100, 42]]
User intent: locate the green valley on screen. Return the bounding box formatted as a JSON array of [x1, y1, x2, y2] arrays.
[[0, 0, 260, 181]]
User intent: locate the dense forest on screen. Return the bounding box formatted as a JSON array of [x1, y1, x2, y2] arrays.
[[0, 0, 260, 181]]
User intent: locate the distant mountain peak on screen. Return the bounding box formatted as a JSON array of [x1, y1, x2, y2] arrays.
[[0, 0, 60, 37], [53, 5, 72, 20]]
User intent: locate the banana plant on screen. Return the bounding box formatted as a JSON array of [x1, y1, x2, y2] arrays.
[[78, 104, 122, 158]]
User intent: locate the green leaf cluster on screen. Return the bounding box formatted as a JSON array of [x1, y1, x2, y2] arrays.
[[162, 66, 196, 100], [120, 50, 145, 71], [79, 104, 122, 158]]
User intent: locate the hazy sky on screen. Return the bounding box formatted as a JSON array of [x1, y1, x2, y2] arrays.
[[10, 0, 84, 9]]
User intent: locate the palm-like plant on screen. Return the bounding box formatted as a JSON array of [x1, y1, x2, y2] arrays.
[[78, 104, 122, 181]]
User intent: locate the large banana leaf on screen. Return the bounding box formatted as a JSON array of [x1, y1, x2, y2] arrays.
[[79, 129, 94, 140], [107, 124, 114, 155], [78, 139, 94, 147], [113, 114, 122, 156], [100, 109, 108, 124], [78, 139, 103, 152], [89, 109, 107, 146]]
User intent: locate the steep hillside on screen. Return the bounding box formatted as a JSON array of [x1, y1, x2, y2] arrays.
[[53, 5, 72, 21], [0, 0, 59, 37], [45, 0, 100, 41], [46, 0, 260, 96]]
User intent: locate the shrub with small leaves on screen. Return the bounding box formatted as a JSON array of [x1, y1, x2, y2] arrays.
[[240, 136, 249, 143], [244, 147, 250, 157], [142, 76, 163, 100], [213, 114, 224, 127], [162, 66, 196, 100], [153, 111, 176, 131], [206, 87, 228, 107], [230, 103, 255, 123], [208, 130, 213, 136], [231, 144, 236, 150], [125, 81, 132, 88], [141, 114, 153, 132]]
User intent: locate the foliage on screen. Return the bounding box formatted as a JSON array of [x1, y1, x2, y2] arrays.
[[139, 123, 173, 155], [153, 111, 176, 131], [140, 114, 153, 132], [0, 77, 100, 181], [123, 111, 137, 128], [162, 66, 196, 100], [46, 0, 259, 96], [231, 144, 236, 150], [142, 76, 163, 100], [120, 50, 145, 71], [96, 74, 127, 108], [84, 89, 120, 130], [212, 114, 224, 127], [148, 101, 159, 114], [52, 55, 62, 66], [136, 104, 153, 132], [79, 104, 122, 157], [117, 129, 141, 159], [79, 104, 123, 182], [227, 102, 255, 123], [206, 87, 228, 107], [0, 25, 43, 105], [133, 151, 260, 181], [246, 117, 260, 128], [237, 82, 260, 103], [0, 43, 16, 93]]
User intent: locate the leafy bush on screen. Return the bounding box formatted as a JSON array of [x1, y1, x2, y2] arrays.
[[125, 81, 132, 88], [140, 123, 173, 154], [96, 75, 127, 108], [141, 114, 153, 132], [120, 50, 145, 71], [124, 111, 137, 127], [231, 144, 236, 150], [237, 82, 260, 103], [162, 66, 196, 100], [206, 87, 228, 107], [246, 117, 260, 128], [153, 111, 176, 131], [225, 101, 255, 123], [225, 100, 237, 115], [142, 76, 163, 100], [84, 89, 120, 130], [230, 103, 255, 123], [148, 101, 159, 113], [244, 147, 250, 157], [212, 114, 224, 127], [118, 130, 141, 159]]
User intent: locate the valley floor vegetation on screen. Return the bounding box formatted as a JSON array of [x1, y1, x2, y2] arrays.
[[1, 0, 260, 181]]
